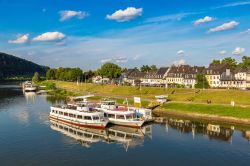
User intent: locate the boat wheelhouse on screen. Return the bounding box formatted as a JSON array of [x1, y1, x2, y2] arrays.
[[50, 103, 108, 129]]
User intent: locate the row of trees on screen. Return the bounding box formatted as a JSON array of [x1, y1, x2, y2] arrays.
[[46, 67, 83, 81], [211, 56, 250, 69], [45, 63, 124, 82], [44, 63, 159, 82]]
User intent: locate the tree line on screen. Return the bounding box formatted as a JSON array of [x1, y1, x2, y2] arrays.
[[42, 56, 250, 84], [44, 63, 159, 82], [210, 56, 250, 69]]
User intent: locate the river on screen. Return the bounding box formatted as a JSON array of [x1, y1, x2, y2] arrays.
[[0, 82, 250, 166]]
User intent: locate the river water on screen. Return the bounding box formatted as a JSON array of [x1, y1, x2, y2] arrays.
[[0, 82, 250, 166]]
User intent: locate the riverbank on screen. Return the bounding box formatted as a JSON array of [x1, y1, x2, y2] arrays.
[[42, 80, 250, 125], [155, 103, 250, 125]]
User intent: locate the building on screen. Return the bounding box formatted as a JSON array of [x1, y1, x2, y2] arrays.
[[122, 69, 146, 86], [205, 64, 228, 88], [141, 67, 169, 87], [92, 76, 110, 84], [166, 65, 204, 88]]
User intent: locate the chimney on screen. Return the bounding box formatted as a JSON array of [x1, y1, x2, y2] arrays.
[[226, 69, 230, 76]]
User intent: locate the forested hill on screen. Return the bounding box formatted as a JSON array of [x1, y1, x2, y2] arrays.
[[0, 52, 49, 79]]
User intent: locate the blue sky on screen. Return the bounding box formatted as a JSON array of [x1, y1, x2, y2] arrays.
[[0, 0, 249, 70]]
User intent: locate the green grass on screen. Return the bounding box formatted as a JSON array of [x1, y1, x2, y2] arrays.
[[161, 103, 250, 119], [48, 80, 250, 106]]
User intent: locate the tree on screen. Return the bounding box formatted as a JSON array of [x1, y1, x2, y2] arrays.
[[239, 56, 250, 68], [32, 72, 40, 83], [97, 63, 122, 79], [150, 65, 157, 71], [221, 57, 237, 69], [140, 65, 151, 72], [46, 69, 56, 80], [83, 70, 95, 82], [195, 74, 209, 89], [210, 59, 221, 65]]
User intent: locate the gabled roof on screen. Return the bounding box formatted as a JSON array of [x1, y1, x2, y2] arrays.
[[144, 67, 169, 79], [167, 65, 205, 78], [206, 64, 230, 75]]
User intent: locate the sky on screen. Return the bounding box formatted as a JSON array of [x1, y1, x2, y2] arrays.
[[0, 0, 249, 70]]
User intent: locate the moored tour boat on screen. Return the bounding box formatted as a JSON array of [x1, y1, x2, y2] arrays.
[[22, 81, 37, 92], [50, 103, 108, 129], [96, 100, 150, 128]]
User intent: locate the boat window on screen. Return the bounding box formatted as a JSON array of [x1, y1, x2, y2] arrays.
[[84, 116, 92, 120], [109, 131, 116, 136], [59, 111, 63, 115], [64, 112, 68, 116], [55, 111, 58, 114], [116, 115, 125, 119], [69, 129, 74, 133], [108, 114, 115, 118], [69, 114, 74, 117], [77, 115, 83, 119], [77, 132, 83, 136], [93, 116, 99, 120], [126, 114, 133, 119], [117, 133, 125, 137], [104, 113, 107, 117], [84, 133, 92, 138]]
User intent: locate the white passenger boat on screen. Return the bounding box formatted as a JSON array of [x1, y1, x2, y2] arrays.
[[97, 100, 152, 128], [22, 81, 37, 92], [97, 100, 150, 128], [50, 103, 108, 129]]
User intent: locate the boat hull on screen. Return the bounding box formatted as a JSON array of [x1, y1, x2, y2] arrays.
[[108, 119, 144, 128], [49, 115, 108, 129]]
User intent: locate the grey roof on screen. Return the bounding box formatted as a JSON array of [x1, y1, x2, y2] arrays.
[[144, 67, 169, 79], [167, 65, 205, 78], [206, 64, 230, 75]]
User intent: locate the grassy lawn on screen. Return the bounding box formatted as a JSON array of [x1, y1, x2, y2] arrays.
[[41, 80, 250, 120], [160, 103, 250, 119], [47, 80, 250, 106]]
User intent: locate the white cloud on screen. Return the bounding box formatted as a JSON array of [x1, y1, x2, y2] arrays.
[[219, 50, 227, 55], [246, 29, 250, 34], [177, 50, 185, 56], [8, 34, 29, 44], [100, 58, 112, 63], [174, 59, 185, 65], [194, 16, 214, 25], [232, 47, 245, 55], [132, 54, 141, 60], [106, 7, 143, 22], [101, 57, 128, 64], [33, 32, 66, 42], [214, 1, 250, 9], [208, 21, 239, 33], [59, 10, 88, 21], [114, 57, 128, 63], [145, 12, 194, 23]]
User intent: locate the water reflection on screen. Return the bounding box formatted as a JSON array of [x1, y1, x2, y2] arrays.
[[155, 117, 236, 142], [50, 119, 152, 151], [23, 91, 36, 103]]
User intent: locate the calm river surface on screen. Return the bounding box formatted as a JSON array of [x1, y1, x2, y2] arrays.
[[1, 82, 250, 166]]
